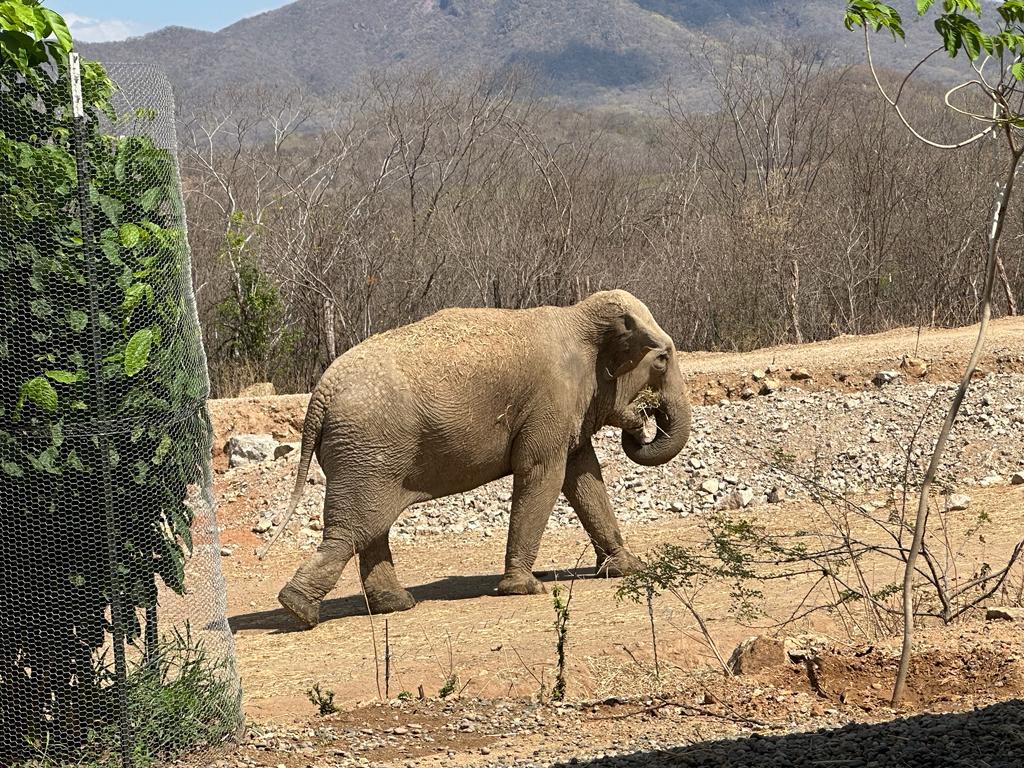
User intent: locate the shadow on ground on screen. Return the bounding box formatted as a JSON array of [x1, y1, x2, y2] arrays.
[[552, 699, 1024, 767], [229, 565, 602, 633]]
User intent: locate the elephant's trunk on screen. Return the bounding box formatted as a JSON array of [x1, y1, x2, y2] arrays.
[[621, 375, 691, 467]]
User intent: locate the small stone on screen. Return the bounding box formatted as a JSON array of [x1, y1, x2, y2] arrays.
[[1011, 472, 1024, 485], [790, 368, 812, 381], [980, 474, 1004, 487], [768, 487, 784, 504], [759, 378, 782, 395], [220, 547, 232, 556], [274, 443, 299, 460], [741, 386, 756, 400], [700, 478, 721, 495], [253, 518, 273, 533], [689, 457, 703, 470], [873, 370, 899, 386], [393, 726, 409, 735], [946, 493, 971, 511], [737, 488, 755, 507], [751, 370, 765, 381], [986, 607, 1024, 622], [671, 501, 686, 513]]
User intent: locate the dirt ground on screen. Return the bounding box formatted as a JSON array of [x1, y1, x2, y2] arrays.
[[207, 319, 1024, 767]]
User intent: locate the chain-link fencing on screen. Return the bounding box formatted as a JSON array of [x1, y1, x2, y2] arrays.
[[0, 46, 242, 768]]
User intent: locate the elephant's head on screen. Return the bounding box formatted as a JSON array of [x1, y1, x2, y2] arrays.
[[577, 290, 692, 467]]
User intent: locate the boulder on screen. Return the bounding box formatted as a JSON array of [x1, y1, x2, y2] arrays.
[[226, 434, 279, 468], [274, 442, 300, 460], [728, 635, 786, 675], [759, 378, 782, 396], [986, 607, 1024, 622], [872, 370, 899, 386], [900, 356, 929, 378], [790, 368, 813, 381]]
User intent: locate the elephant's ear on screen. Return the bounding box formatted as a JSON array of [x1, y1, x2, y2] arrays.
[[604, 311, 662, 378]]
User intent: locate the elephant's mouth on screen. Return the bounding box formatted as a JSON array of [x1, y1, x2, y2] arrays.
[[621, 388, 662, 445]]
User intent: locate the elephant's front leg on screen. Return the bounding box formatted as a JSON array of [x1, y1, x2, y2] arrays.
[[497, 455, 567, 596], [563, 442, 644, 577]]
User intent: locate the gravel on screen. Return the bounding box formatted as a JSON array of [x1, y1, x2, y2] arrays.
[[229, 373, 1024, 550]]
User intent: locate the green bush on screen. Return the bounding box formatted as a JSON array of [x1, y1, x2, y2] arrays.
[[0, 3, 232, 763]]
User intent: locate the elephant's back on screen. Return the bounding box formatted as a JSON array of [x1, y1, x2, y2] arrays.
[[352, 306, 549, 383]]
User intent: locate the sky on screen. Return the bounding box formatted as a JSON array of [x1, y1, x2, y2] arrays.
[[53, 1, 291, 43]]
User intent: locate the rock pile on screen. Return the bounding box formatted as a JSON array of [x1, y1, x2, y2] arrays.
[[224, 373, 1024, 549]]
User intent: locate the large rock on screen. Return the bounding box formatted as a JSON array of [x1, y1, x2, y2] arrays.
[[900, 356, 929, 378], [759, 378, 782, 396], [873, 370, 899, 386], [986, 607, 1024, 622], [226, 433, 279, 468], [728, 635, 786, 675], [946, 493, 972, 512], [238, 382, 276, 398]]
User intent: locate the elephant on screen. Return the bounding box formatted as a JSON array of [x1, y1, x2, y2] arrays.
[[266, 289, 692, 630]]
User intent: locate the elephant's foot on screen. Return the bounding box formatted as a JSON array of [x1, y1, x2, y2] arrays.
[[365, 587, 416, 614], [278, 584, 321, 630], [596, 549, 644, 578], [496, 572, 546, 596]]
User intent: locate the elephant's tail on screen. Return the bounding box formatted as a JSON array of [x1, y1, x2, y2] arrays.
[[257, 388, 328, 560]]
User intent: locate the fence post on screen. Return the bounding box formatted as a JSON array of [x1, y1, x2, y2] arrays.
[[68, 51, 136, 768]]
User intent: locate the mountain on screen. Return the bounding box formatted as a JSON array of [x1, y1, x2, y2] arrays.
[[80, 0, 950, 110]]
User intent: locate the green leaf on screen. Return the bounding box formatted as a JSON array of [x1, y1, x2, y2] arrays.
[[916, 0, 936, 14], [119, 223, 142, 248], [44, 369, 81, 384], [153, 433, 172, 465], [1013, 62, 1024, 80], [140, 186, 162, 212], [124, 328, 154, 377], [29, 298, 52, 318], [40, 8, 72, 52], [1, 461, 23, 478], [67, 309, 88, 331], [18, 376, 58, 414], [66, 450, 86, 472], [121, 281, 153, 320], [98, 194, 124, 225]]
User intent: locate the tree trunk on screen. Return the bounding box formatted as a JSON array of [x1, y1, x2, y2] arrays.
[[996, 254, 1018, 316], [788, 257, 804, 344], [323, 297, 337, 361], [891, 146, 1022, 705]]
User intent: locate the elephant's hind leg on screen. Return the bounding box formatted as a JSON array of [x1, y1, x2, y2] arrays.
[[279, 538, 354, 629], [359, 531, 416, 614], [279, 479, 361, 629]]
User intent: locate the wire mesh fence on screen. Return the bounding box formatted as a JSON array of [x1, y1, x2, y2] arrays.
[[0, 48, 242, 767]]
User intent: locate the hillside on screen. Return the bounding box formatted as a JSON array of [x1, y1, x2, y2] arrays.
[[80, 0, 950, 109]]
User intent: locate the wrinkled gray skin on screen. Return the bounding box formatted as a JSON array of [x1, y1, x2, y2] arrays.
[[270, 289, 692, 629]]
